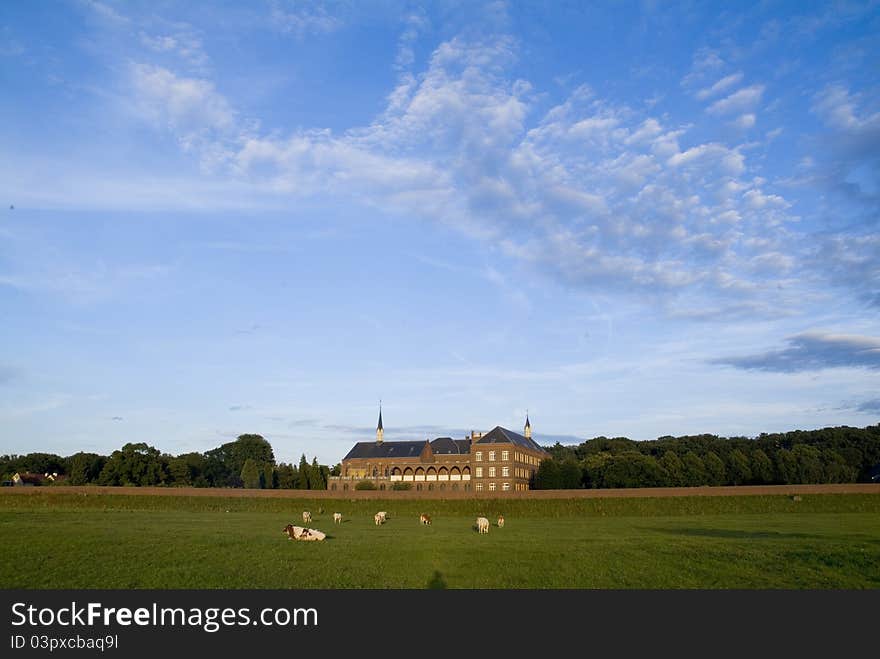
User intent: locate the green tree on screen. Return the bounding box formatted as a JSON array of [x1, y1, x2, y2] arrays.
[[792, 444, 824, 483], [297, 454, 311, 489], [682, 452, 707, 486], [308, 457, 326, 490], [66, 452, 106, 485], [726, 449, 752, 485], [240, 458, 262, 489], [559, 459, 583, 488], [98, 443, 168, 486], [167, 452, 207, 487], [582, 452, 612, 488], [276, 463, 299, 489], [261, 462, 276, 489], [659, 452, 685, 487], [775, 449, 797, 484], [749, 449, 774, 484], [703, 451, 726, 486], [534, 459, 562, 489], [601, 452, 666, 488]]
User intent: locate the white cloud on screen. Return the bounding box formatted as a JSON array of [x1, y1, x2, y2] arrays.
[[696, 72, 744, 100], [707, 84, 765, 115], [269, 0, 343, 37], [731, 113, 756, 129], [106, 37, 804, 314]]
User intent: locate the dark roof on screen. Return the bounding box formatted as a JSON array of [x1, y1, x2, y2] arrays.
[[343, 441, 427, 460], [430, 437, 471, 455], [525, 414, 530, 428], [377, 408, 383, 431], [474, 426, 548, 454]]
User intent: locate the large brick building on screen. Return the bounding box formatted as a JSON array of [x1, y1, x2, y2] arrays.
[[330, 409, 549, 493]]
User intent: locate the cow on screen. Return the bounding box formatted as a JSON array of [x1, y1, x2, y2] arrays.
[[376, 511, 387, 523], [302, 511, 312, 524], [282, 524, 326, 542], [374, 513, 385, 525], [333, 512, 343, 524], [497, 515, 505, 528], [476, 516, 490, 534], [419, 513, 432, 525]]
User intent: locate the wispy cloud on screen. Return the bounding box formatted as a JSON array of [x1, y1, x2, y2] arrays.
[[707, 84, 765, 115], [712, 332, 880, 372], [269, 0, 343, 37], [696, 72, 744, 100]]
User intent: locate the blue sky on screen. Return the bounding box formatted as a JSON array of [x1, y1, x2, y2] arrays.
[[1, 1, 878, 466]]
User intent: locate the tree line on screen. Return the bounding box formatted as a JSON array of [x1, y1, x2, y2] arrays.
[[533, 424, 880, 489], [0, 434, 338, 489]]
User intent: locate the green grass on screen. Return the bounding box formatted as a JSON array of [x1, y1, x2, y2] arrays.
[[1, 492, 879, 589]]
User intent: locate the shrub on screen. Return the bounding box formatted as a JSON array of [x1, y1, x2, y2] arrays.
[[354, 480, 377, 490], [391, 482, 412, 491]]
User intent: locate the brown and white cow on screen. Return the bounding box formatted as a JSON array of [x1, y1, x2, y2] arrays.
[[282, 524, 326, 541], [419, 513, 432, 525], [497, 515, 505, 528], [302, 511, 312, 524]]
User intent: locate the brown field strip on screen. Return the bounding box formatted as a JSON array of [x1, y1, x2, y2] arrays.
[[2, 483, 878, 500]]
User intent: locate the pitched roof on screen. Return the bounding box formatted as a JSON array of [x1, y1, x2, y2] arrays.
[[343, 440, 427, 460], [474, 426, 548, 454], [377, 408, 383, 431], [429, 437, 471, 455]]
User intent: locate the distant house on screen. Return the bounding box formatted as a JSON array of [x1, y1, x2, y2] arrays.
[[11, 472, 63, 486], [12, 472, 46, 486]]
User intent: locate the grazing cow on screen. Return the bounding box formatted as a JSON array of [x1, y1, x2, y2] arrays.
[[419, 513, 432, 525], [302, 511, 312, 524], [476, 516, 490, 534], [376, 511, 388, 523], [282, 524, 326, 542], [374, 513, 385, 525], [497, 515, 505, 528], [333, 512, 343, 524]]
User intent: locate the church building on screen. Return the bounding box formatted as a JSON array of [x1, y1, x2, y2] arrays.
[[330, 408, 549, 493]]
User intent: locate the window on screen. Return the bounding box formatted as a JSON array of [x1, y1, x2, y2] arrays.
[[502, 482, 510, 491], [475, 467, 483, 478], [489, 482, 496, 491], [489, 451, 496, 461], [488, 466, 496, 477], [502, 466, 509, 477], [476, 482, 483, 491], [475, 452, 483, 462], [502, 450, 509, 461]]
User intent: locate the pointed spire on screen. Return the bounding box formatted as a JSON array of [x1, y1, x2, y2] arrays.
[[524, 410, 532, 439], [376, 400, 384, 444]]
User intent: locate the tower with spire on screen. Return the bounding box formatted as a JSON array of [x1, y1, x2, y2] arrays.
[[524, 411, 531, 440], [376, 401, 384, 444]]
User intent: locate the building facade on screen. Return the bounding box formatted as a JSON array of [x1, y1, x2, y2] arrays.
[[330, 412, 549, 493]]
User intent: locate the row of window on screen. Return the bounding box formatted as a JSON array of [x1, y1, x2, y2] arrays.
[[475, 466, 509, 478], [475, 450, 508, 462], [475, 482, 512, 491], [474, 450, 541, 465]]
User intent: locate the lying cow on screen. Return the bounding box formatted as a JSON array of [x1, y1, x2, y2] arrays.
[[497, 515, 505, 528], [333, 512, 343, 524], [476, 516, 490, 534], [419, 513, 432, 525], [282, 524, 326, 542], [302, 511, 312, 524]]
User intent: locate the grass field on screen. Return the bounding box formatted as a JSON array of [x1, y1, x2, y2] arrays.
[[2, 491, 879, 589]]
